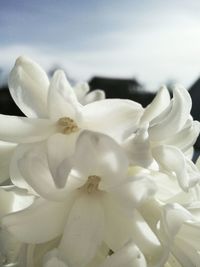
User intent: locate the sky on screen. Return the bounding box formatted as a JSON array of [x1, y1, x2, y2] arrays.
[[0, 0, 200, 90]]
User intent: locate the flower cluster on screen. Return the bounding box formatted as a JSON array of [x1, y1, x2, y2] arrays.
[[0, 56, 200, 267]]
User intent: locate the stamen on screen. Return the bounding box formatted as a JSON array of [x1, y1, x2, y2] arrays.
[[57, 117, 79, 134], [80, 175, 101, 194]]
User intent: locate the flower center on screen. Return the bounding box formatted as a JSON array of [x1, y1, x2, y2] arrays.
[[81, 175, 101, 194], [57, 117, 79, 134]]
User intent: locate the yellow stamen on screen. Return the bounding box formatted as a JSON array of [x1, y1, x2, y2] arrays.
[[58, 117, 79, 134], [80, 175, 101, 194]]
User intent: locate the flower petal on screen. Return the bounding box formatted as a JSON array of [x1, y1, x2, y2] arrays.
[[17, 144, 73, 201], [140, 86, 170, 125], [82, 99, 143, 142], [46, 133, 79, 188], [99, 240, 147, 267], [73, 131, 128, 190], [2, 197, 73, 244], [161, 203, 193, 238], [8, 56, 49, 118], [0, 141, 16, 184], [58, 193, 104, 267], [82, 90, 106, 105], [0, 115, 56, 143], [0, 186, 34, 217], [161, 119, 200, 152], [43, 250, 68, 267], [110, 175, 156, 214], [47, 70, 83, 121], [149, 86, 192, 141], [10, 143, 39, 193], [102, 195, 166, 266], [73, 82, 90, 101], [152, 145, 200, 191], [122, 126, 153, 168]]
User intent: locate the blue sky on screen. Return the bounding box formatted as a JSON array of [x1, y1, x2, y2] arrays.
[[0, 0, 200, 90]]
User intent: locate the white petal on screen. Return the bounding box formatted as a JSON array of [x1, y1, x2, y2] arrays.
[[149, 86, 192, 141], [161, 203, 193, 237], [2, 198, 68, 244], [0, 186, 34, 217], [102, 195, 166, 266], [152, 145, 199, 191], [82, 90, 106, 105], [46, 133, 79, 188], [58, 193, 104, 267], [111, 175, 156, 214], [173, 237, 200, 267], [0, 141, 16, 183], [73, 131, 128, 190], [47, 70, 83, 121], [73, 82, 90, 101], [10, 143, 39, 193], [43, 249, 68, 267], [18, 144, 73, 201], [140, 86, 170, 125], [99, 240, 147, 267], [82, 99, 143, 142], [0, 115, 56, 143], [122, 126, 153, 168], [162, 119, 200, 152], [8, 56, 49, 118]]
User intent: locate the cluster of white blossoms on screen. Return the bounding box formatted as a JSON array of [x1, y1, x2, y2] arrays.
[[0, 56, 200, 267]]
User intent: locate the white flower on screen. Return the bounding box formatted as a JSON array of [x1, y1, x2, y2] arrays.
[[2, 131, 156, 267], [73, 82, 105, 105], [0, 185, 33, 265], [158, 203, 200, 267], [122, 85, 200, 191], [0, 56, 143, 185], [43, 240, 147, 267]]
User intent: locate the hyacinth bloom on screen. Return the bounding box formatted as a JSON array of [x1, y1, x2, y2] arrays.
[[0, 56, 143, 186], [2, 131, 158, 267], [122, 85, 200, 191], [0, 56, 200, 267], [158, 203, 200, 267]]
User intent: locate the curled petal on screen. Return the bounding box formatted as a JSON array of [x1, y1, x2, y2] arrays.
[[18, 144, 73, 201], [162, 119, 200, 152], [43, 249, 68, 267], [2, 198, 69, 244], [58, 193, 104, 267], [47, 70, 83, 121], [152, 145, 200, 191], [46, 133, 79, 188], [82, 99, 143, 142], [102, 195, 166, 266], [149, 86, 192, 141], [8, 56, 49, 118], [73, 82, 90, 101], [110, 175, 156, 214], [73, 131, 128, 190], [10, 143, 39, 193], [82, 90, 106, 105], [161, 203, 193, 238], [122, 126, 153, 168], [0, 141, 16, 184], [0, 115, 56, 143], [0, 186, 34, 217], [140, 86, 170, 125], [99, 240, 147, 267]]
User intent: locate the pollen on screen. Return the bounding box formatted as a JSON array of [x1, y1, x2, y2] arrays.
[[58, 117, 79, 134], [81, 175, 101, 194]]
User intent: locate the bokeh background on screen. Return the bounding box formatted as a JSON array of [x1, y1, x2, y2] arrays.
[[0, 0, 200, 147]]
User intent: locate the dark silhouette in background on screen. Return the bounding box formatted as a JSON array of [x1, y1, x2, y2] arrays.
[[0, 76, 200, 148]]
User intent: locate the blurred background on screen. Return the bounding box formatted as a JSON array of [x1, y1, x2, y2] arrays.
[[0, 0, 200, 147]]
